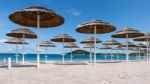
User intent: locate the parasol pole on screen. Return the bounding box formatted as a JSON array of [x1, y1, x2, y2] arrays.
[[89, 44, 92, 62], [146, 38, 149, 61], [117, 49, 119, 61], [149, 46, 150, 61], [22, 34, 25, 64], [138, 49, 141, 61], [111, 49, 113, 60], [126, 34, 129, 62], [16, 44, 18, 63], [94, 26, 96, 64], [62, 37, 65, 64], [3, 58, 6, 64], [105, 51, 107, 61], [45, 47, 48, 63], [71, 47, 73, 62], [136, 51, 138, 60], [143, 48, 145, 61], [37, 13, 40, 69], [142, 49, 144, 60]]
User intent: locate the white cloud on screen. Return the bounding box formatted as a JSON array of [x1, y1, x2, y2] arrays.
[[66, 8, 82, 16], [72, 10, 81, 16]]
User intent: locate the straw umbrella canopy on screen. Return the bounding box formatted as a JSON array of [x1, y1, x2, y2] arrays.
[[80, 36, 102, 43], [5, 38, 28, 63], [136, 43, 146, 48], [51, 34, 76, 42], [39, 41, 56, 63], [9, 6, 64, 69], [6, 28, 37, 38], [134, 33, 150, 41], [5, 38, 28, 44], [111, 27, 144, 62], [51, 34, 76, 63], [9, 6, 64, 28], [6, 28, 37, 64], [103, 39, 121, 60], [81, 36, 102, 62], [120, 42, 136, 47], [134, 33, 150, 61], [64, 43, 79, 62], [103, 39, 121, 45], [114, 45, 125, 50], [39, 41, 56, 47], [99, 45, 112, 61], [99, 45, 112, 49], [76, 19, 116, 64], [83, 44, 99, 49], [83, 44, 95, 48]]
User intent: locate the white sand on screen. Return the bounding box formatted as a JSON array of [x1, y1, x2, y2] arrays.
[[0, 61, 150, 84]]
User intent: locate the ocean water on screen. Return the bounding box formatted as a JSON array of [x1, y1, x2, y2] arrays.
[[0, 53, 144, 62]]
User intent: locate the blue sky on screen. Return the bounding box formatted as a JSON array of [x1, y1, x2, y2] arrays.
[[0, 0, 150, 54]]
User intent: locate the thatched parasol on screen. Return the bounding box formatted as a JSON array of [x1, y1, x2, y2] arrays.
[[135, 43, 147, 60], [103, 39, 121, 45], [6, 28, 37, 38], [5, 38, 28, 44], [64, 43, 79, 62], [64, 42, 79, 48], [136, 43, 146, 48], [83, 44, 96, 62], [9, 6, 64, 69], [6, 28, 37, 64], [134, 33, 150, 61], [99, 45, 112, 61], [83, 44, 95, 48], [80, 36, 102, 43], [51, 34, 76, 63], [128, 47, 140, 60], [5, 38, 28, 63], [99, 45, 112, 49], [80, 36, 101, 62], [120, 42, 136, 47], [9, 6, 64, 28], [76, 19, 116, 34], [111, 28, 144, 38], [113, 45, 124, 50], [103, 39, 121, 60], [111, 27, 144, 62], [39, 41, 56, 63], [76, 19, 116, 64], [39, 41, 56, 47], [121, 42, 137, 60], [134, 33, 150, 41], [51, 34, 76, 42]]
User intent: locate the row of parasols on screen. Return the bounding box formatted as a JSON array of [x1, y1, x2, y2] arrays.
[[3, 6, 150, 69], [5, 31, 150, 63]]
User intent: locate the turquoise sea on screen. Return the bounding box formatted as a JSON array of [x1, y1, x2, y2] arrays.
[[0, 53, 144, 62]]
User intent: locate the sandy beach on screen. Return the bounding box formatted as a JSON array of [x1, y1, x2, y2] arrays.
[[0, 61, 150, 84]]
